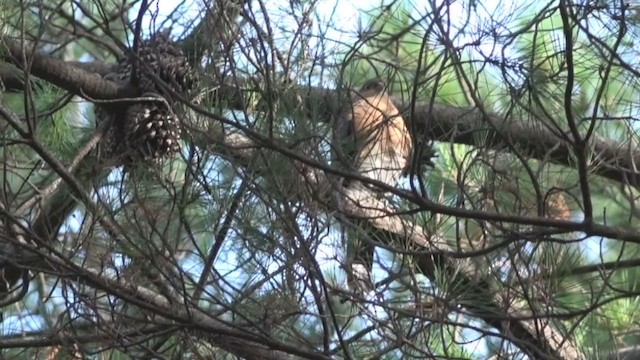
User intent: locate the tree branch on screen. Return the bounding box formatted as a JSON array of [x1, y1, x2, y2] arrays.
[[209, 82, 640, 190], [1, 37, 135, 100], [413, 101, 640, 189], [1, 37, 638, 191], [9, 248, 324, 360], [179, 0, 251, 65]]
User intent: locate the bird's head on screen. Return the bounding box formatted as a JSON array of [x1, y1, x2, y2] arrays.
[[358, 79, 387, 96]]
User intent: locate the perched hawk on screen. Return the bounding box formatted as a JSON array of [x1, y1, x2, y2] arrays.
[[334, 79, 413, 292]]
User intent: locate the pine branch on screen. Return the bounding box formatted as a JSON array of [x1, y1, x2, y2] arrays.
[[1, 38, 638, 190], [0, 36, 135, 100]]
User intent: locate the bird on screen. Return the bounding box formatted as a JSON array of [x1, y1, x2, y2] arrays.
[[333, 79, 413, 293]]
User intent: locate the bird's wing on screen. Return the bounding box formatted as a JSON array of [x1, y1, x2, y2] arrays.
[[353, 96, 411, 158]]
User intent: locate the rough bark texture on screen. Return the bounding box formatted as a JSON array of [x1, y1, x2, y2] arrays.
[[1, 37, 136, 100]]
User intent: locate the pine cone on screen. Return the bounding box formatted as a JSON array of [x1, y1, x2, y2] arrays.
[[116, 31, 198, 98], [125, 95, 181, 160], [94, 30, 197, 165]]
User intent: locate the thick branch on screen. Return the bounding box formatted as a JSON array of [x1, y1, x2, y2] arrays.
[[1, 36, 637, 190], [416, 102, 640, 188], [1, 37, 135, 100], [211, 83, 640, 189], [0, 63, 35, 91], [66, 61, 115, 77]]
